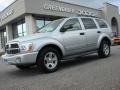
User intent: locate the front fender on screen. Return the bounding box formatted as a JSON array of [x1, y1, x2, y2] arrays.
[[97, 33, 112, 48], [32, 38, 65, 56]]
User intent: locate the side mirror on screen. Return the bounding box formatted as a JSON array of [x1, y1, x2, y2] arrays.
[[60, 25, 73, 32]]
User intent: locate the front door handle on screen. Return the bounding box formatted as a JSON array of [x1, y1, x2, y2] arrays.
[[97, 31, 101, 33], [80, 32, 85, 35]]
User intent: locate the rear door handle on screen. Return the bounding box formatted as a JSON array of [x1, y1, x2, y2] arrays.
[[80, 32, 85, 35], [97, 31, 101, 33]]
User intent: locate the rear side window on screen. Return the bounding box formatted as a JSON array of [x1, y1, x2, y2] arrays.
[[96, 19, 108, 28], [81, 18, 97, 29]]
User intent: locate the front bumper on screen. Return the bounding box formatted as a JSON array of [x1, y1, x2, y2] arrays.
[[1, 52, 38, 65]]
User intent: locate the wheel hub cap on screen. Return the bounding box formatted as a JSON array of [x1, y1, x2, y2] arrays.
[[44, 52, 58, 69], [103, 44, 109, 55]]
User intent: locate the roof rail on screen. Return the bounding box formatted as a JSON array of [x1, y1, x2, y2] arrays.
[[76, 14, 99, 18]]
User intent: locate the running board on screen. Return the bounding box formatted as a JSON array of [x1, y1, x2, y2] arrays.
[[62, 50, 97, 60]]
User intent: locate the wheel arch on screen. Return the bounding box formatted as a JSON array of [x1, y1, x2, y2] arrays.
[[36, 44, 63, 63], [98, 35, 111, 48]]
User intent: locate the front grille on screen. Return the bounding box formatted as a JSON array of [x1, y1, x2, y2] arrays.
[[11, 44, 19, 48], [5, 43, 20, 54]]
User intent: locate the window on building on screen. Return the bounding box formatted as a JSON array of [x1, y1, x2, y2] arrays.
[[12, 19, 27, 39], [36, 20, 45, 30], [81, 18, 97, 29], [0, 29, 7, 49], [23, 23, 27, 36], [45, 20, 51, 25], [96, 19, 108, 28], [36, 18, 53, 30]]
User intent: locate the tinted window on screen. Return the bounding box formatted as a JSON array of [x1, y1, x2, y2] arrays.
[[96, 19, 108, 28], [63, 18, 82, 31], [81, 18, 97, 29]]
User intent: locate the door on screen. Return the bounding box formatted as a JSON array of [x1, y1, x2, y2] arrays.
[[81, 18, 100, 50], [60, 18, 87, 55]]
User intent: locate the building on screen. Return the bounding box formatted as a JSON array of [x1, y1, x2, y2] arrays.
[[0, 0, 120, 51]]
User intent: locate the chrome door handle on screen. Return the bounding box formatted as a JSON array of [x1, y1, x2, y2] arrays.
[[80, 32, 85, 35], [97, 31, 101, 33]]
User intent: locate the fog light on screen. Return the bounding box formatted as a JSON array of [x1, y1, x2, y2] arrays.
[[16, 57, 21, 63]]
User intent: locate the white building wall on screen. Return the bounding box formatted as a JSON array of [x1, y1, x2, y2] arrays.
[[6, 24, 13, 41], [101, 3, 120, 35], [25, 15, 37, 35]]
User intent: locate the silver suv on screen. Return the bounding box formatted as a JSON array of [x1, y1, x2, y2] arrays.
[[2, 17, 113, 73]]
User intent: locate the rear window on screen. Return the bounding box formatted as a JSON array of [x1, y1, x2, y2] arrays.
[[81, 18, 97, 29], [96, 19, 108, 28]]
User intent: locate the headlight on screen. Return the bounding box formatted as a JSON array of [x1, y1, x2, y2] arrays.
[[21, 43, 33, 53]]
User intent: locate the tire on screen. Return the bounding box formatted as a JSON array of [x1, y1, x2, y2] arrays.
[[37, 47, 60, 73], [16, 65, 31, 70], [98, 40, 110, 58]]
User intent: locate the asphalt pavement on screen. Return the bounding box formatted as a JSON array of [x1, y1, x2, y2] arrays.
[[0, 46, 120, 90]]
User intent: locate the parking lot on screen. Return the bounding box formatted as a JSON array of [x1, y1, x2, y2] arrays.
[[0, 46, 120, 90]]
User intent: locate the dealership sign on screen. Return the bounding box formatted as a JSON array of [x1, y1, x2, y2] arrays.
[[44, 4, 95, 16], [0, 10, 14, 22]]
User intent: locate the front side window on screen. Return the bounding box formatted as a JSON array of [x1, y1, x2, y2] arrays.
[[38, 19, 64, 33], [81, 18, 97, 29], [96, 19, 108, 28], [62, 18, 82, 31]]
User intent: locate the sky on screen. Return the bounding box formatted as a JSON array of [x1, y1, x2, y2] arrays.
[[61, 0, 120, 9], [0, 0, 120, 12], [0, 0, 15, 11]]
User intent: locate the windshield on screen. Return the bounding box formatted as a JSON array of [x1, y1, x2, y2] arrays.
[[38, 18, 64, 33]]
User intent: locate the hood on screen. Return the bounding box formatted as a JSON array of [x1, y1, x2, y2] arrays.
[[9, 33, 52, 43]]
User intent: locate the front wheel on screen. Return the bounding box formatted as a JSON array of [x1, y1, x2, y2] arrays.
[[37, 47, 60, 73], [98, 41, 110, 58]]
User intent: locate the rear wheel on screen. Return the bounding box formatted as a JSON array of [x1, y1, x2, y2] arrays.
[[98, 40, 110, 58], [37, 47, 60, 73]]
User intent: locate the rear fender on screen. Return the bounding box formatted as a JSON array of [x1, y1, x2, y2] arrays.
[[97, 33, 112, 48]]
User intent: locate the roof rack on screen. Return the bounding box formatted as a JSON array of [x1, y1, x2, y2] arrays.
[[76, 14, 99, 18]]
